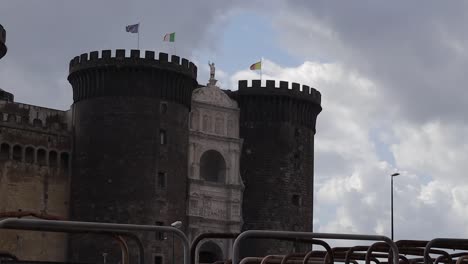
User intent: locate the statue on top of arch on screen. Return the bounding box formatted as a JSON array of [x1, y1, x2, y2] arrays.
[[208, 61, 217, 85]]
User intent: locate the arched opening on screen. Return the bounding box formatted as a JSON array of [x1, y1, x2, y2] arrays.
[[37, 149, 46, 166], [49, 151, 58, 167], [199, 241, 223, 264], [0, 143, 10, 160], [200, 150, 226, 183], [12, 145, 22, 161], [25, 147, 34, 163], [60, 152, 69, 170]]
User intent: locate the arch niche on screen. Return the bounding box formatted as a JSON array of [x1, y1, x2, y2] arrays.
[[199, 150, 226, 183], [199, 241, 223, 264]]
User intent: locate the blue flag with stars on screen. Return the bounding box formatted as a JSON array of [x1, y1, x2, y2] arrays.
[[126, 23, 139, 33]]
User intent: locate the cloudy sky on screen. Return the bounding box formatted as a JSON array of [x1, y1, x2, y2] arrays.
[[2, 0, 468, 244]]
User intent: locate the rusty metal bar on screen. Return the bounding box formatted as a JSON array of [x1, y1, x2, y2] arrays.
[[456, 256, 468, 264], [424, 239, 468, 264], [303, 251, 327, 264], [240, 257, 263, 264], [435, 253, 468, 264], [343, 245, 391, 264], [281, 253, 305, 264], [365, 242, 394, 264], [232, 230, 399, 264], [345, 246, 370, 264], [0, 251, 18, 261], [261, 255, 285, 264], [0, 218, 190, 264], [0, 221, 145, 264]]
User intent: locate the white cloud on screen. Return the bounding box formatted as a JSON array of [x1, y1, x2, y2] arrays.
[[230, 56, 468, 241]]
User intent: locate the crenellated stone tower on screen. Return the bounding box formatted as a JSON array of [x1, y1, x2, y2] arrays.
[[236, 79, 322, 256], [67, 49, 197, 264], [0, 24, 6, 60]]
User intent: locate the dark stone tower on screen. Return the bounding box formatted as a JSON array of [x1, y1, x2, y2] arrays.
[[0, 24, 6, 60], [237, 79, 321, 256], [0, 25, 13, 102], [67, 50, 197, 263]]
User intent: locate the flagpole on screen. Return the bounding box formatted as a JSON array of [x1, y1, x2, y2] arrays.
[[260, 57, 263, 82], [137, 23, 140, 49]]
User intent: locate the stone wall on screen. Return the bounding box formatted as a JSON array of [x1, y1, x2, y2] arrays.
[[68, 50, 197, 264], [0, 101, 71, 262], [236, 80, 321, 257]]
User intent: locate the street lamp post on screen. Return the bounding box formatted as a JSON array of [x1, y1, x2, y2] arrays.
[[171, 221, 182, 264], [391, 173, 400, 241]]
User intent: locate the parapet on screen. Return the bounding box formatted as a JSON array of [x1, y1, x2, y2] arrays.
[[0, 88, 13, 102], [238, 80, 321, 106], [237, 80, 322, 130], [69, 49, 197, 79], [0, 100, 70, 133], [0, 24, 6, 59]]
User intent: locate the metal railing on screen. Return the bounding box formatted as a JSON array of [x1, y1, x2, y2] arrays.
[[0, 218, 190, 264], [232, 230, 399, 264]]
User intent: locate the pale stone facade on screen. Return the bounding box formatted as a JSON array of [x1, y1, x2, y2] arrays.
[[187, 81, 243, 263]]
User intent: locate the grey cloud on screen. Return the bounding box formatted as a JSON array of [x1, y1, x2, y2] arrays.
[[274, 1, 468, 123], [0, 0, 253, 109]]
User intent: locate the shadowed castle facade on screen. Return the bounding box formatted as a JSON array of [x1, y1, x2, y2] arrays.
[[0, 24, 322, 264]]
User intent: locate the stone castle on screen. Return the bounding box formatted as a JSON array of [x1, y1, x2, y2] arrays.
[[0, 24, 322, 264]]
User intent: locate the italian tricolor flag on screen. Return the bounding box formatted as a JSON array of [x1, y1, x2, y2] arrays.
[[163, 32, 175, 42], [250, 61, 262, 70]]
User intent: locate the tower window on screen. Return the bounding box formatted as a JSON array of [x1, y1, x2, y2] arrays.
[[157, 172, 166, 189], [160, 130, 166, 145], [155, 221, 166, 240], [154, 255, 163, 264], [160, 102, 168, 114], [292, 195, 302, 206]]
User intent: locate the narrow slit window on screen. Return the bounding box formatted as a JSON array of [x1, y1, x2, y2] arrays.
[[155, 221, 166, 240], [154, 255, 163, 264], [160, 130, 166, 145], [292, 194, 302, 206], [157, 172, 166, 189]]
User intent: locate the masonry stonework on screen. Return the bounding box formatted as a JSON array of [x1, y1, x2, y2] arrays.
[[68, 50, 197, 264], [188, 81, 243, 263], [0, 23, 322, 264], [235, 80, 322, 257], [0, 101, 71, 261]]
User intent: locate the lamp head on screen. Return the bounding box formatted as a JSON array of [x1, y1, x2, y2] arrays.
[[171, 221, 182, 228], [391, 173, 400, 177]]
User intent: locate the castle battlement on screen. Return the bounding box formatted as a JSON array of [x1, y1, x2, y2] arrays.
[[237, 80, 322, 130], [68, 50, 198, 107], [238, 79, 321, 105], [69, 49, 197, 79], [0, 101, 70, 133]]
